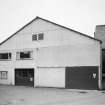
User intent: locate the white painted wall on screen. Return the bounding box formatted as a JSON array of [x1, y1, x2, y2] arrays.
[[35, 67, 65, 88], [37, 44, 100, 67]]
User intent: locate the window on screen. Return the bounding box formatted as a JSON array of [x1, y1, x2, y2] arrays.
[[32, 34, 37, 41], [16, 51, 32, 60], [38, 33, 44, 40], [32, 33, 44, 41], [0, 53, 11, 60], [0, 71, 8, 79]]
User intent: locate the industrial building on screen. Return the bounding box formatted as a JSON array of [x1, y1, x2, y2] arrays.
[[0, 17, 102, 89]]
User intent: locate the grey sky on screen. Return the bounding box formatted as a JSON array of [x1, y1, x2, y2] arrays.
[[0, 0, 105, 42]]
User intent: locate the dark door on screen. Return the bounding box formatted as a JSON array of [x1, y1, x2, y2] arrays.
[[102, 49, 105, 74], [65, 66, 98, 90], [15, 68, 34, 87]]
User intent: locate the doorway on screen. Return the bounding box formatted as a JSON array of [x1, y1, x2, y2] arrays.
[[15, 68, 34, 87]]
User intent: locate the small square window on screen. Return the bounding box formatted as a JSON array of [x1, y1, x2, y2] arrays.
[[38, 33, 44, 40], [32, 33, 44, 41], [32, 34, 37, 41], [0, 71, 8, 79]]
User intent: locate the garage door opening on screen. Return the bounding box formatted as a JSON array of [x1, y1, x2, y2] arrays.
[[15, 68, 34, 87]]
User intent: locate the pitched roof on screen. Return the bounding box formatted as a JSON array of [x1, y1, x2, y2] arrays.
[[0, 16, 102, 45]]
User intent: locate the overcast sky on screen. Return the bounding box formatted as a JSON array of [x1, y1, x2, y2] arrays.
[[0, 0, 105, 42]]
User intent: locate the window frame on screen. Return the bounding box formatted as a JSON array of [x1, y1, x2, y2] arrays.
[[0, 53, 12, 61], [32, 33, 44, 41], [0, 71, 8, 79], [16, 51, 33, 60], [32, 34, 37, 41], [38, 33, 44, 40]]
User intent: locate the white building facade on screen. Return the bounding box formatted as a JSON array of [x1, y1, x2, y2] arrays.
[[0, 17, 102, 89]]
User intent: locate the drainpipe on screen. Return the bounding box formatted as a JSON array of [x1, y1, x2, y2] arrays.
[[99, 42, 103, 90]]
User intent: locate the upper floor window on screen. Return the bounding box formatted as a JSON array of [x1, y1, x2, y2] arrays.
[[32, 33, 44, 41], [38, 33, 44, 40], [0, 53, 11, 60], [16, 51, 33, 60], [32, 34, 37, 40]]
